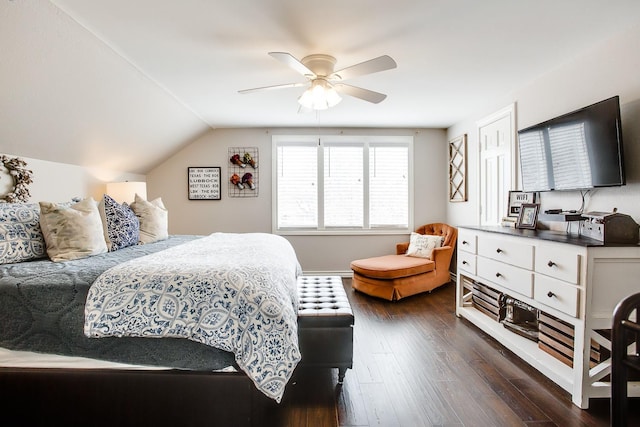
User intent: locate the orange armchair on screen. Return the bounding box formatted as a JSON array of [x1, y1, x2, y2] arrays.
[[350, 223, 458, 301]]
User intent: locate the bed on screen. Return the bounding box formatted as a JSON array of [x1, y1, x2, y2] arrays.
[[0, 198, 308, 426]]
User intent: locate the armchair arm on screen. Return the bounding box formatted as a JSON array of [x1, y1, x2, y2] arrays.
[[396, 242, 410, 255], [432, 245, 454, 270]]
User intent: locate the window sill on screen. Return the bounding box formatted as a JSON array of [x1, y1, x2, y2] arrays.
[[275, 228, 411, 236]]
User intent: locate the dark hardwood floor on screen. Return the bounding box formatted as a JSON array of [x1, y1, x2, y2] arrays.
[[276, 278, 639, 427]]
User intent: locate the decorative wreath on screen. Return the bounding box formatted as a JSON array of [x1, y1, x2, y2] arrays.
[[0, 155, 33, 203]]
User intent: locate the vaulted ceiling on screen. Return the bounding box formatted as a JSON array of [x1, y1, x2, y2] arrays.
[[2, 1, 640, 174]]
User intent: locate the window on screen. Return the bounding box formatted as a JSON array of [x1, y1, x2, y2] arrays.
[[273, 135, 413, 234]]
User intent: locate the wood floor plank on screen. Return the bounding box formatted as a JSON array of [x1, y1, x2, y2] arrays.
[[469, 357, 552, 423], [277, 368, 338, 427], [434, 379, 506, 427], [374, 352, 461, 426], [438, 349, 527, 427], [358, 382, 401, 426], [336, 370, 370, 426], [510, 378, 606, 427]]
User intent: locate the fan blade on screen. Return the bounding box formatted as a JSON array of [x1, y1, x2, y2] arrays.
[[238, 82, 307, 94], [334, 84, 387, 104], [268, 52, 316, 78], [330, 55, 396, 81]]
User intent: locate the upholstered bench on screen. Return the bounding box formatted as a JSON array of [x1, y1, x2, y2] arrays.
[[297, 276, 354, 383]]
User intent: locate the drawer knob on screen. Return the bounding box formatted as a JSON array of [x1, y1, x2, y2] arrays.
[[547, 261, 556, 267], [462, 240, 468, 245], [462, 261, 468, 265], [547, 291, 556, 298], [495, 272, 502, 278], [496, 248, 503, 253]]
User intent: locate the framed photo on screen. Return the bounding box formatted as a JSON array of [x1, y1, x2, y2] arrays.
[[188, 167, 221, 200], [508, 191, 536, 217], [516, 203, 540, 229]]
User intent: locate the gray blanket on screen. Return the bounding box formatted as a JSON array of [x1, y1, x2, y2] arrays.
[[0, 236, 236, 370]]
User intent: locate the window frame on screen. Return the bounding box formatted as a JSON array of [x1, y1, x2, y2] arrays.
[[272, 134, 414, 235]]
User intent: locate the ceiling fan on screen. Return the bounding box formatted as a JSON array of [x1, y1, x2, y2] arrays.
[[238, 52, 397, 110]]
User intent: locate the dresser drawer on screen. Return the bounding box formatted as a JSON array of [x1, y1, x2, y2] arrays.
[[534, 274, 580, 317], [458, 230, 477, 254], [458, 251, 476, 275], [478, 236, 534, 270], [477, 257, 533, 298], [534, 245, 580, 285]]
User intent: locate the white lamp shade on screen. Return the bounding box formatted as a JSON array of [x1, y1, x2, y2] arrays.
[[106, 181, 147, 204], [298, 79, 342, 110]]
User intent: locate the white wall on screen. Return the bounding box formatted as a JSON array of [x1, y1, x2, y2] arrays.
[[0, 1, 209, 175], [0, 153, 144, 203], [446, 23, 640, 229], [147, 127, 447, 274]]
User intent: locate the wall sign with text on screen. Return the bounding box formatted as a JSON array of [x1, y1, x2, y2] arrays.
[[507, 191, 536, 217], [188, 167, 221, 200]]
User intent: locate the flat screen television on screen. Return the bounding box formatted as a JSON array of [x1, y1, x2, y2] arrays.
[[517, 96, 625, 192]]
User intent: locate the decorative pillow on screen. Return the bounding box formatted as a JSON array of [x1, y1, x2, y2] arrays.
[[405, 232, 444, 259], [129, 194, 168, 244], [39, 197, 108, 262], [98, 194, 140, 251], [0, 202, 46, 264]]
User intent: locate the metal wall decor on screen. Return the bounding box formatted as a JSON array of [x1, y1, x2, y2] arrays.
[[0, 155, 33, 203], [228, 147, 258, 197], [448, 134, 467, 202]]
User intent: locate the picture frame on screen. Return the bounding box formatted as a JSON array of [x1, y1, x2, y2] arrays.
[[448, 134, 467, 202], [188, 167, 221, 200], [516, 203, 540, 229], [507, 191, 536, 217]]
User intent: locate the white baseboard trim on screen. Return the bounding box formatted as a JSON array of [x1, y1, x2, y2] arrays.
[[301, 270, 353, 278]]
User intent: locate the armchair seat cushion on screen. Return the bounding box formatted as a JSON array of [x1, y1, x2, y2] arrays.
[[350, 255, 435, 279]]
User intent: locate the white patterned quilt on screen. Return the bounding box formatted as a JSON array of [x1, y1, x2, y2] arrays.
[[84, 232, 302, 402]]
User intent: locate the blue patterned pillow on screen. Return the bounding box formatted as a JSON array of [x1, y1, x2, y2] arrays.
[[99, 195, 140, 251], [0, 202, 46, 264]]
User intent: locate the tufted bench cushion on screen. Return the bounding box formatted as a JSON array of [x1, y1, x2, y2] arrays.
[[297, 276, 354, 382], [298, 276, 354, 327]]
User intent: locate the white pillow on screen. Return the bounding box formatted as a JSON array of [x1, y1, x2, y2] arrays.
[[129, 193, 168, 244], [405, 232, 444, 259], [39, 197, 108, 262]]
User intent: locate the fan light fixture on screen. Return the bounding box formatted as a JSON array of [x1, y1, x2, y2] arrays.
[[298, 78, 342, 110], [239, 52, 397, 110]]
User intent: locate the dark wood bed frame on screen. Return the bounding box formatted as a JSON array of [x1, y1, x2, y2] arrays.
[[0, 367, 276, 427]]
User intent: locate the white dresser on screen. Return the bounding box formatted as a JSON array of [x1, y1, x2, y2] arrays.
[[456, 226, 640, 408]]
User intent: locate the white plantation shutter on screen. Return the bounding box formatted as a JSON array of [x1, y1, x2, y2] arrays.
[[323, 144, 364, 227], [276, 143, 318, 228], [369, 145, 409, 228], [274, 136, 412, 233]]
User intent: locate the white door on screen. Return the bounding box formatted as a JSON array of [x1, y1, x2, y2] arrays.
[[477, 104, 516, 226]]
